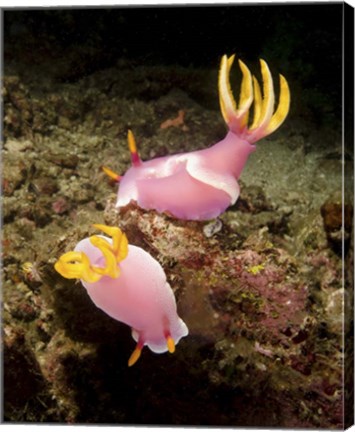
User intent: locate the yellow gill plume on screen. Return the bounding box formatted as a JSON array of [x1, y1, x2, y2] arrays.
[[218, 54, 290, 142]]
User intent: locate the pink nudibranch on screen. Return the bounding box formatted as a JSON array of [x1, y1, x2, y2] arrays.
[[54, 224, 188, 366], [107, 54, 290, 220]]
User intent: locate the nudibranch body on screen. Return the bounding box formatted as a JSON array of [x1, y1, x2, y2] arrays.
[[54, 224, 188, 366], [108, 54, 290, 220]]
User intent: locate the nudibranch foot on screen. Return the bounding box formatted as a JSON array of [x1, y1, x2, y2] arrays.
[[54, 224, 189, 366]]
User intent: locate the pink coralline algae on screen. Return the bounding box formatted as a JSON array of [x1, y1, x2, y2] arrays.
[[52, 197, 70, 214]]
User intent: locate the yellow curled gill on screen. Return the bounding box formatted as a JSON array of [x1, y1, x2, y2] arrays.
[[218, 54, 290, 141], [54, 224, 129, 283]]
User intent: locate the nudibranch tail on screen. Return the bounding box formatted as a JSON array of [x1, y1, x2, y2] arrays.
[[54, 224, 128, 283], [218, 54, 290, 143], [128, 332, 176, 366]]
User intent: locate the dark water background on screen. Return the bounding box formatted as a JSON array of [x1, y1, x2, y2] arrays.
[[4, 3, 343, 132]]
